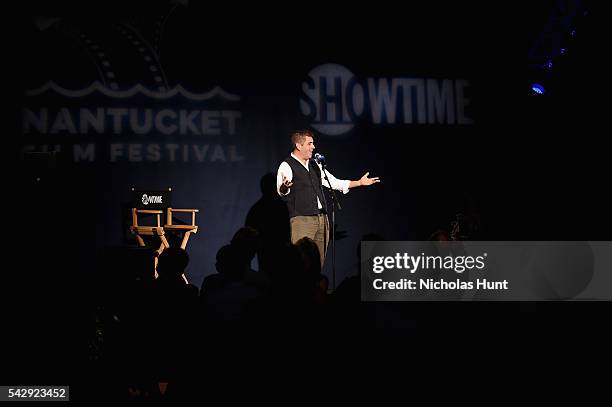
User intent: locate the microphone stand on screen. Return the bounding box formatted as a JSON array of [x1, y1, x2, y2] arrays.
[[319, 161, 341, 291]]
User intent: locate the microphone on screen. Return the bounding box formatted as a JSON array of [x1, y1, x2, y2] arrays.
[[314, 152, 326, 165]]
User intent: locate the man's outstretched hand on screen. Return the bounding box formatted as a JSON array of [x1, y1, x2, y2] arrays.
[[279, 175, 293, 194], [359, 172, 380, 186]]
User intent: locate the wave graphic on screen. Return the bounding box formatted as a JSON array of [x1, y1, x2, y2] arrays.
[[25, 81, 241, 101]]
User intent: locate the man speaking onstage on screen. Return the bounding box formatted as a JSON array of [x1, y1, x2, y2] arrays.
[[277, 129, 380, 267]]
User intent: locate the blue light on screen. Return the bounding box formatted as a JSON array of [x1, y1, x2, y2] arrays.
[[531, 84, 545, 94], [560, 48, 567, 55]]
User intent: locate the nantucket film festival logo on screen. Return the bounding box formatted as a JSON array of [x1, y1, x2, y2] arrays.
[[22, 82, 244, 163], [299, 63, 474, 136]]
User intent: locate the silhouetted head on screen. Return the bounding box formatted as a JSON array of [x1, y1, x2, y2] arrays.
[[216, 244, 247, 279], [157, 248, 189, 278], [295, 236, 321, 274], [231, 226, 260, 263], [260, 173, 277, 197]]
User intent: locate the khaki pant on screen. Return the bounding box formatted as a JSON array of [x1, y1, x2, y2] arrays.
[[290, 214, 329, 267]]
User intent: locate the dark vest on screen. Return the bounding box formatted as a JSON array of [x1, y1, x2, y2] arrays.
[[282, 156, 326, 218]]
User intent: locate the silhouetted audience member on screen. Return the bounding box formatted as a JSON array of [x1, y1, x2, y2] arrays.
[[200, 244, 261, 326], [231, 226, 270, 292], [151, 248, 198, 382], [155, 247, 199, 298]]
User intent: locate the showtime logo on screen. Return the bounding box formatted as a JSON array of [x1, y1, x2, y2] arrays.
[[141, 194, 163, 205], [299, 63, 473, 136]]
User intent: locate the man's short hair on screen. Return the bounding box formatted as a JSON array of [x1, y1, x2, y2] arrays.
[[291, 129, 314, 150]]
